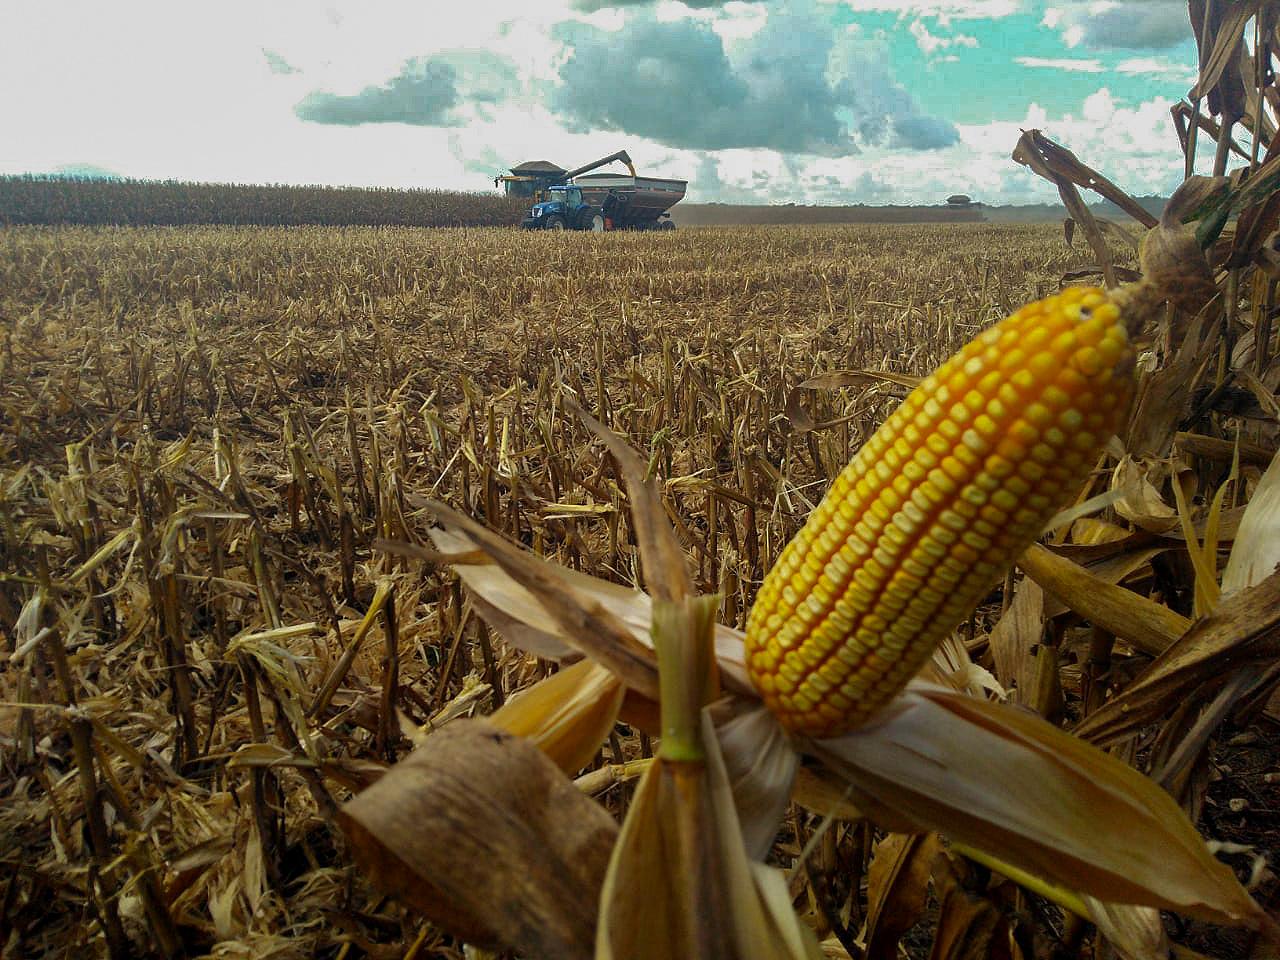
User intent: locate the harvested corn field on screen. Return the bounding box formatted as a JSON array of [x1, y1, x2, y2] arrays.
[[2, 221, 1278, 958]]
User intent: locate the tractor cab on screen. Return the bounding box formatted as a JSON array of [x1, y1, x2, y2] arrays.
[[550, 185, 582, 208]]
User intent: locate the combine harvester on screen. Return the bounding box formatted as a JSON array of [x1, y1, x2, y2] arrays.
[[496, 150, 687, 232]]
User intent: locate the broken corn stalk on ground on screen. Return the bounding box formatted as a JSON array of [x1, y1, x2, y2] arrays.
[[746, 286, 1136, 736]]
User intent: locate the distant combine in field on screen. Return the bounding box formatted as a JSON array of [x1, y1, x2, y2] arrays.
[[497, 150, 687, 231]]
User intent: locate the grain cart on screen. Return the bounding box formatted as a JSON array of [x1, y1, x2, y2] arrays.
[[511, 151, 687, 231]]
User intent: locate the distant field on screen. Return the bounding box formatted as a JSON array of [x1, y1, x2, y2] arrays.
[[0, 175, 527, 227], [672, 201, 984, 226]]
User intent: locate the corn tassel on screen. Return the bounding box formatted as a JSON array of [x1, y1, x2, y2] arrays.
[[745, 286, 1136, 737]]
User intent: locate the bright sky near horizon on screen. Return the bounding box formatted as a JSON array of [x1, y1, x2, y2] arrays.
[[2, 0, 1213, 206]]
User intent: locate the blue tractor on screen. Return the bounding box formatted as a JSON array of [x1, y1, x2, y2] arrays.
[[503, 150, 687, 232], [524, 184, 607, 232]]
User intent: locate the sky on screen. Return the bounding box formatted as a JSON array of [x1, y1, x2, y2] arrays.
[[0, 0, 1217, 206]]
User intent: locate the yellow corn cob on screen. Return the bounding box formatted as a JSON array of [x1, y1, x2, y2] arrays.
[[745, 286, 1135, 738]]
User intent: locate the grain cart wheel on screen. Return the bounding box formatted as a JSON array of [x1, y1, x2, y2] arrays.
[[544, 215, 566, 231], [589, 213, 605, 232]]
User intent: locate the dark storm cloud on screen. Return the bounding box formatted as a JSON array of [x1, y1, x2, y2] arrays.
[[550, 12, 956, 155], [1055, 0, 1189, 49], [295, 51, 518, 127], [296, 57, 460, 125], [263, 49, 300, 75]]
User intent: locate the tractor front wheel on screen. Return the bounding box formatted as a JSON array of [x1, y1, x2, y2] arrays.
[[544, 215, 566, 231]]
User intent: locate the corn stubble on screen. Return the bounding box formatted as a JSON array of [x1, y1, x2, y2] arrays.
[[0, 223, 1067, 957], [2, 212, 1279, 960]]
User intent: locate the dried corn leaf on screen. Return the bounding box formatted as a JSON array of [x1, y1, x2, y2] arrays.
[[864, 832, 941, 960], [1064, 216, 1141, 253], [1070, 517, 1131, 545], [713, 701, 798, 860], [953, 844, 1170, 960], [1189, 0, 1252, 118], [929, 854, 1009, 960], [1013, 131, 1117, 287], [425, 502, 661, 699], [1018, 544, 1190, 656], [1112, 457, 1178, 532], [596, 754, 728, 959], [341, 719, 617, 959], [594, 587, 816, 959], [1040, 546, 1167, 620], [923, 635, 1005, 700], [1221, 451, 1280, 595], [1084, 896, 1172, 960], [988, 578, 1044, 695], [430, 516, 756, 695], [811, 684, 1264, 927], [490, 659, 624, 775], [1073, 568, 1280, 745], [1012, 130, 1158, 229], [791, 765, 872, 823], [425, 526, 577, 660]]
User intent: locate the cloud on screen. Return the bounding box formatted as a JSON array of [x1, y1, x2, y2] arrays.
[[832, 0, 1018, 19], [1043, 1, 1190, 50], [46, 163, 123, 179], [263, 49, 299, 75], [295, 51, 518, 126], [1017, 52, 1196, 83], [571, 0, 728, 8], [689, 153, 767, 203], [449, 136, 509, 177], [296, 58, 461, 125], [1015, 56, 1106, 72], [549, 11, 957, 154], [909, 19, 978, 57], [550, 15, 833, 153], [829, 28, 961, 149], [1115, 56, 1197, 84]]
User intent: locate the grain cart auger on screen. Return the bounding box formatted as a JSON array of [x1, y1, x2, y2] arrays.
[[510, 150, 687, 232]]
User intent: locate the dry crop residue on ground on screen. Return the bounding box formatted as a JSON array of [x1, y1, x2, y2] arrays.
[[3, 223, 1271, 957]]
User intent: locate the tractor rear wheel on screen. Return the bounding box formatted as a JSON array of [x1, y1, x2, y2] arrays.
[[544, 215, 566, 231]]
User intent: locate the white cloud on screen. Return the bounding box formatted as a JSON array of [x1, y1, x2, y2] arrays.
[[712, 4, 769, 42], [1016, 56, 1106, 72], [666, 88, 1189, 208], [829, 0, 1020, 20], [1016, 51, 1196, 84], [1116, 56, 1198, 84], [909, 18, 979, 57]]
